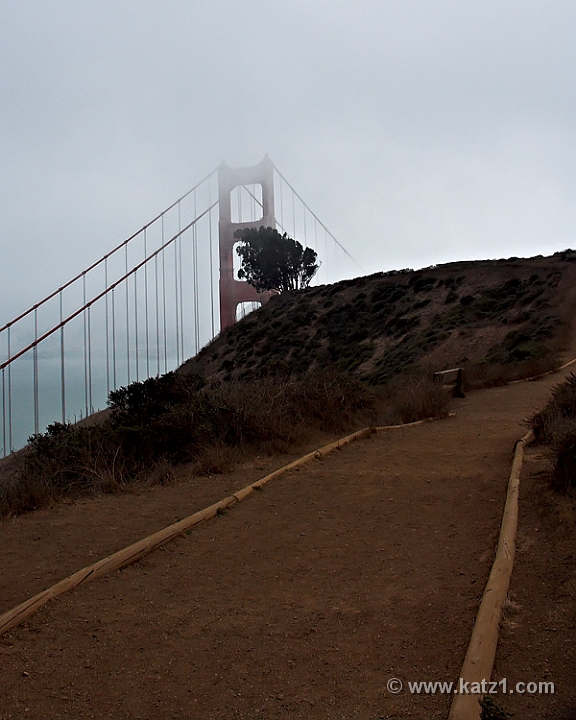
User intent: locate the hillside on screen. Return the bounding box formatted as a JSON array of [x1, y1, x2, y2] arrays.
[[3, 250, 576, 517], [182, 250, 576, 384]]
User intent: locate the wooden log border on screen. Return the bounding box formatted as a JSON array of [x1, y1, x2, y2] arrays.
[[0, 416, 449, 638], [447, 355, 576, 718], [447, 430, 534, 720], [0, 407, 547, 719]]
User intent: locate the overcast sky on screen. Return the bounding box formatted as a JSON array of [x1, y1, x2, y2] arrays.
[[1, 0, 575, 324]]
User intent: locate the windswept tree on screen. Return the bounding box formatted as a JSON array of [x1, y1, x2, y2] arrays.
[[234, 226, 319, 293]]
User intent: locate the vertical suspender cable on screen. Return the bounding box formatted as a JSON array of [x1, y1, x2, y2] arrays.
[[143, 228, 150, 379], [7, 327, 12, 452], [60, 291, 66, 424], [161, 218, 168, 374], [134, 267, 139, 382], [178, 212, 185, 363], [314, 217, 319, 271], [279, 174, 284, 231], [180, 205, 185, 363], [154, 254, 160, 376], [104, 259, 110, 396], [111, 287, 117, 391], [323, 223, 328, 282], [1, 367, 5, 457], [193, 190, 200, 355], [87, 305, 93, 414], [83, 274, 88, 419], [208, 180, 215, 338], [125, 244, 131, 384], [175, 205, 181, 368], [331, 224, 335, 276], [33, 308, 39, 435]]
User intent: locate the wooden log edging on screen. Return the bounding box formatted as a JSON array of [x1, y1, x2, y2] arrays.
[[5, 421, 432, 638], [0, 495, 238, 637], [447, 430, 534, 720]]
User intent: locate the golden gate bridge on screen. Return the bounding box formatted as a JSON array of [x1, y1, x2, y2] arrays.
[[0, 157, 361, 456]]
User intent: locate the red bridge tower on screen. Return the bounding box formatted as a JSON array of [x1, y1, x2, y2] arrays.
[[218, 156, 275, 331]]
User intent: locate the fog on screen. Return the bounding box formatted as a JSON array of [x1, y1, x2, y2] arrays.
[[1, 0, 575, 324]]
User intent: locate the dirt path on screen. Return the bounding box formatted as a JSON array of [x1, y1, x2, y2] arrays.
[[0, 373, 574, 720]]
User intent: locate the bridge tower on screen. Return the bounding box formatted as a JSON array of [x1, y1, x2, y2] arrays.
[[218, 156, 275, 330]]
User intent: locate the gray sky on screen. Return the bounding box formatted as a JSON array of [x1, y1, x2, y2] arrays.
[[2, 0, 575, 324]]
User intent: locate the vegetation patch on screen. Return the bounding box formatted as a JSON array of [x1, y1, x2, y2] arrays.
[[5, 251, 576, 516], [479, 695, 512, 720], [0, 371, 372, 516], [183, 252, 574, 390], [530, 372, 576, 496], [0, 365, 453, 517]]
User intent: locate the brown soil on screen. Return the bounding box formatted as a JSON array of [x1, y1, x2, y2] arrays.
[[0, 373, 575, 720]]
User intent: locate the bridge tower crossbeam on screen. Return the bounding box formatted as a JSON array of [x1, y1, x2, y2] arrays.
[[218, 156, 275, 330]]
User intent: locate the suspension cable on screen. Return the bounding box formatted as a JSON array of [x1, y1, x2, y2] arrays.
[[0, 204, 217, 372], [272, 164, 365, 272], [0, 169, 218, 336]]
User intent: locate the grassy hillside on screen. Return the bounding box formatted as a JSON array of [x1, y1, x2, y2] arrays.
[[182, 251, 576, 386], [3, 250, 576, 516]]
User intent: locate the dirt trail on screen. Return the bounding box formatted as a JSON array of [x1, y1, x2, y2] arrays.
[[0, 372, 574, 720]]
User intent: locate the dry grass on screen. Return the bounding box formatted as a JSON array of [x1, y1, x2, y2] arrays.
[[529, 372, 576, 496], [0, 371, 370, 517], [463, 354, 562, 390], [373, 375, 451, 425], [0, 369, 451, 518]]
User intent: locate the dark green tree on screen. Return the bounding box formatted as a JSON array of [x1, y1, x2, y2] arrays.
[[234, 226, 319, 293]]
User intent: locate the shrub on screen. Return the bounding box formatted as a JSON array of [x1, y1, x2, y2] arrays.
[[530, 372, 576, 495], [553, 431, 576, 495], [464, 354, 560, 389], [479, 695, 512, 720], [1, 371, 374, 516], [530, 373, 576, 444], [108, 371, 205, 426], [374, 375, 450, 425], [411, 276, 436, 293]]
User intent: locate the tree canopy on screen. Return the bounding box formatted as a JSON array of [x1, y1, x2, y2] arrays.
[[234, 226, 319, 293]]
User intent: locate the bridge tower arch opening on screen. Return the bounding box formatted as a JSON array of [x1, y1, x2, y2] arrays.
[[218, 156, 276, 331]]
